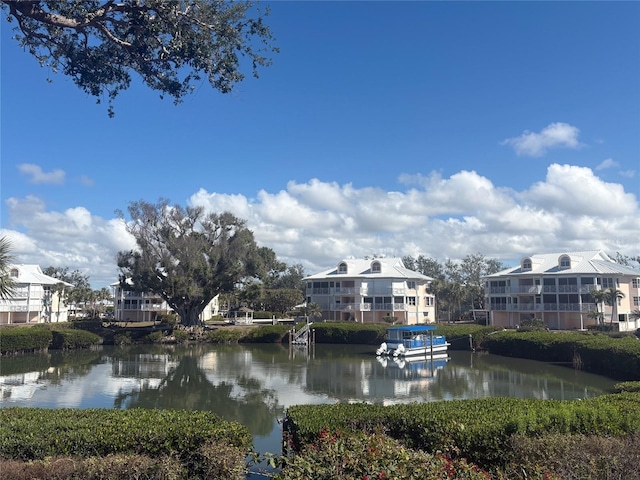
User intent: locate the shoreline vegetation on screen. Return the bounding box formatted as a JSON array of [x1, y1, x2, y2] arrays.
[[1, 321, 640, 479]]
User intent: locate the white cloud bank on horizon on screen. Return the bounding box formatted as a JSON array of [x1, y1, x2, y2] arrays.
[[3, 163, 639, 289], [502, 122, 582, 157]]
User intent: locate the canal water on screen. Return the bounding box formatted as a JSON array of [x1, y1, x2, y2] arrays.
[[0, 343, 618, 476]]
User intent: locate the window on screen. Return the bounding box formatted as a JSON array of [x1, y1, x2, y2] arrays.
[[521, 258, 532, 270], [10, 268, 18, 278], [371, 261, 381, 273], [559, 256, 571, 268], [407, 297, 416, 306], [634, 297, 640, 307], [338, 262, 347, 273], [633, 279, 640, 289], [600, 278, 614, 289], [407, 281, 416, 289]]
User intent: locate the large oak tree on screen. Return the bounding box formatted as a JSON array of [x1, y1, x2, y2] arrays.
[[117, 199, 261, 326], [1, 0, 276, 115]]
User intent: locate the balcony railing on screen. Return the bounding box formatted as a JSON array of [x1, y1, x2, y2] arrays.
[[119, 291, 164, 299], [488, 285, 602, 295], [334, 287, 361, 294], [119, 304, 167, 311], [489, 302, 597, 312], [333, 303, 408, 311], [513, 286, 542, 294], [309, 287, 411, 296], [0, 305, 32, 312]]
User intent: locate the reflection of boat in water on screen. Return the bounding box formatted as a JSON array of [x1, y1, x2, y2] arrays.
[[376, 325, 449, 358], [376, 354, 449, 369], [375, 354, 450, 380]]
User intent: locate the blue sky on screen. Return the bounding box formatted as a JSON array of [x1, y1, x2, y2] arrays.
[[1, 1, 639, 288]]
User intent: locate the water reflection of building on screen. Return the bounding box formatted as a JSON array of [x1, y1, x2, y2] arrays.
[[0, 347, 614, 414], [301, 354, 451, 405], [110, 353, 179, 390], [290, 349, 613, 404], [0, 371, 46, 400]]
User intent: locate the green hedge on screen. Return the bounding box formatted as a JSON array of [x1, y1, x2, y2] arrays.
[[0, 327, 52, 354], [0, 408, 252, 479], [241, 324, 290, 343], [51, 329, 102, 349], [433, 324, 503, 350], [207, 328, 246, 343], [283, 392, 640, 472], [311, 322, 387, 344], [483, 330, 640, 380]]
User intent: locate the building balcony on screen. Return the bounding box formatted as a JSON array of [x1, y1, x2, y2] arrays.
[[310, 288, 330, 295], [311, 287, 411, 296], [334, 287, 362, 294], [333, 303, 408, 311], [118, 291, 164, 300], [489, 302, 597, 312], [0, 305, 33, 312], [488, 285, 602, 295], [119, 304, 167, 311], [10, 288, 31, 299], [335, 304, 360, 311], [513, 286, 542, 294]]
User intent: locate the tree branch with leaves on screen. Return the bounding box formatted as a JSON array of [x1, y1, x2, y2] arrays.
[[1, 0, 277, 116]]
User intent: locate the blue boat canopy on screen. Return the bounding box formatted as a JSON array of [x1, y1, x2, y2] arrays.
[[387, 325, 436, 332]]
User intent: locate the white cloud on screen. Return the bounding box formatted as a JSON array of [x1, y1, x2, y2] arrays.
[[79, 175, 95, 186], [520, 164, 638, 217], [501, 122, 582, 157], [3, 197, 136, 287], [17, 163, 65, 184], [5, 165, 639, 289], [595, 158, 621, 170]]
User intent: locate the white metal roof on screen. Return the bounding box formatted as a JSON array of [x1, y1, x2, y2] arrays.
[[303, 257, 433, 281], [8, 264, 74, 286], [486, 250, 640, 277]]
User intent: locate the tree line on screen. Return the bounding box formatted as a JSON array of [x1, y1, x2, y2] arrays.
[[402, 253, 507, 322]]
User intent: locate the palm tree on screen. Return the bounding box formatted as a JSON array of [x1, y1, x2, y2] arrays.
[[586, 309, 604, 327], [301, 302, 323, 321], [51, 282, 70, 322], [604, 288, 625, 327], [427, 279, 446, 323], [0, 236, 16, 299], [630, 309, 640, 321], [446, 281, 465, 321], [589, 289, 607, 326]]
